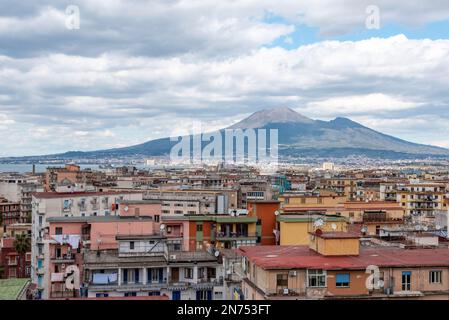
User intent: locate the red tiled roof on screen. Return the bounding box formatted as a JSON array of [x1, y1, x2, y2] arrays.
[[32, 191, 143, 199], [237, 245, 449, 270]]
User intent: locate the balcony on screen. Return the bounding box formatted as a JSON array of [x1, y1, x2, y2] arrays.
[[51, 253, 75, 264], [215, 232, 257, 241]]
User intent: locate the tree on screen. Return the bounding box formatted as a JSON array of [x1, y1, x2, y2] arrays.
[[13, 233, 31, 278]]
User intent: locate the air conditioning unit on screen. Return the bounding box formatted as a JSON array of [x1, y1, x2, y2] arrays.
[[170, 254, 177, 259], [289, 270, 297, 277], [283, 288, 289, 295]]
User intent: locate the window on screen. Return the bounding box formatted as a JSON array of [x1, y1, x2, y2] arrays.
[[196, 224, 203, 232], [196, 290, 212, 300], [55, 248, 61, 258], [196, 241, 203, 250], [154, 215, 160, 222], [276, 274, 288, 291], [26, 253, 31, 261], [307, 269, 326, 288], [184, 268, 193, 279], [55, 227, 63, 235], [9, 268, 17, 278], [124, 292, 137, 297], [402, 271, 411, 291], [129, 241, 135, 250], [429, 271, 442, 284], [8, 256, 18, 265], [336, 274, 350, 288], [96, 293, 109, 297]]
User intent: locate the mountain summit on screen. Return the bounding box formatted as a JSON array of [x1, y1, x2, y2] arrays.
[[3, 107, 449, 160], [228, 107, 314, 129]]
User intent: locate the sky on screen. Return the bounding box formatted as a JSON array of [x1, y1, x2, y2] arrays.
[[1, 1, 449, 156]]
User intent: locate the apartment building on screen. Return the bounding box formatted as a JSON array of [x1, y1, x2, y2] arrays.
[[276, 213, 348, 245], [239, 179, 274, 209], [320, 177, 360, 200], [238, 235, 449, 300], [0, 234, 31, 279], [44, 214, 224, 300], [30, 190, 143, 299], [0, 198, 21, 228], [144, 189, 238, 215], [396, 183, 446, 220], [0, 175, 43, 223], [279, 194, 347, 212]]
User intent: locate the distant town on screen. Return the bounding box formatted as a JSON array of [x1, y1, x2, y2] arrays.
[[1, 160, 449, 300]]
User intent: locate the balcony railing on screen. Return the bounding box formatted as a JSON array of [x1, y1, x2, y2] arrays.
[[51, 253, 75, 263], [216, 232, 257, 240]]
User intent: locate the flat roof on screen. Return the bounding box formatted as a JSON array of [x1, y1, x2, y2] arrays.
[[277, 213, 346, 222], [33, 191, 143, 199], [117, 200, 162, 204], [0, 278, 29, 300], [309, 231, 360, 239], [237, 246, 449, 270], [47, 216, 153, 223]]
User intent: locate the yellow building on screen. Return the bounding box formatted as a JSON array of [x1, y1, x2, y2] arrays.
[[276, 213, 347, 245], [279, 194, 346, 212]]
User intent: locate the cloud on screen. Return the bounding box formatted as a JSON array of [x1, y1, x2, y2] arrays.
[[1, 1, 449, 155]]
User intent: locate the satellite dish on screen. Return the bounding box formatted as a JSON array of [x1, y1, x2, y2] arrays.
[[274, 210, 280, 216], [214, 250, 220, 257], [423, 226, 428, 231], [436, 225, 441, 230], [160, 224, 166, 231], [313, 218, 324, 228], [124, 206, 129, 212], [331, 223, 337, 231]]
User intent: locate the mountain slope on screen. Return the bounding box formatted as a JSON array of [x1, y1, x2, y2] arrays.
[[3, 107, 449, 160]]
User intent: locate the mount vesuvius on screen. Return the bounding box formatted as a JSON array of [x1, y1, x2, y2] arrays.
[[5, 107, 449, 160]]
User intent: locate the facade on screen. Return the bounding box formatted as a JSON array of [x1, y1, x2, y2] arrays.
[[238, 242, 449, 300], [0, 198, 21, 229], [30, 191, 144, 299], [0, 237, 31, 279], [0, 175, 42, 223], [144, 189, 239, 215], [43, 213, 224, 300]]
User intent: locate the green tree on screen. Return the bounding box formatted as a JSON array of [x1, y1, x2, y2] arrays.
[[13, 233, 31, 278]]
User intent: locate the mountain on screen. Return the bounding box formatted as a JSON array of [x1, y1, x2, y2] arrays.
[[228, 107, 315, 129], [3, 107, 449, 161]]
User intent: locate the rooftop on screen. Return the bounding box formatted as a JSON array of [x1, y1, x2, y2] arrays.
[[237, 245, 449, 270], [46, 216, 153, 223], [32, 191, 143, 199], [0, 278, 30, 300], [310, 231, 360, 239]]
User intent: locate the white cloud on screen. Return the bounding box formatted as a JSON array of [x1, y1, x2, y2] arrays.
[[1, 1, 449, 155]]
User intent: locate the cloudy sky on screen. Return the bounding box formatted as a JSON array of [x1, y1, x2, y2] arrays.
[[1, 1, 449, 156]]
